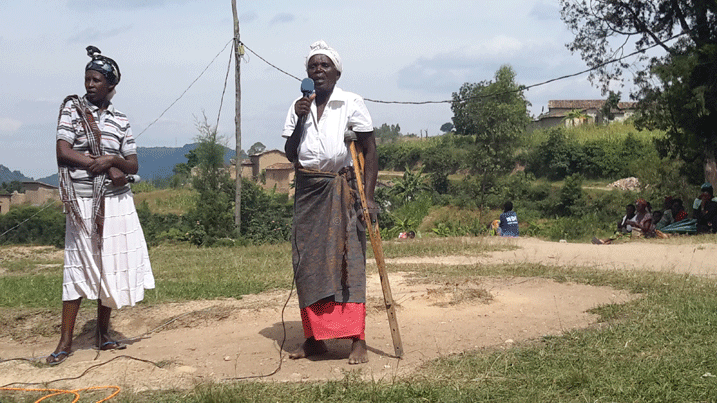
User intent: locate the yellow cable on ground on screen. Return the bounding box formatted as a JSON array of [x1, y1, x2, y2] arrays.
[[1, 385, 120, 403]]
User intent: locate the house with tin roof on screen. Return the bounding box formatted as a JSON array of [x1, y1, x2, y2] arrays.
[[532, 100, 638, 130]]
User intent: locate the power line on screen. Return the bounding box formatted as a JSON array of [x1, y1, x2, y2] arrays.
[[0, 201, 58, 240], [242, 30, 689, 106], [240, 42, 302, 82], [135, 38, 234, 139], [215, 41, 235, 130]]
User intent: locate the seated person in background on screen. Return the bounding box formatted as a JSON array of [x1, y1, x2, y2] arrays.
[[498, 201, 519, 237], [398, 230, 416, 239], [617, 204, 636, 233], [692, 183, 717, 213], [655, 196, 674, 230], [489, 219, 500, 236], [671, 198, 689, 222], [651, 209, 663, 232], [695, 187, 717, 234], [626, 198, 652, 236]]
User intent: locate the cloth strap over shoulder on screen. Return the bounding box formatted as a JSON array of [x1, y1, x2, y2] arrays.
[[57, 95, 107, 246]]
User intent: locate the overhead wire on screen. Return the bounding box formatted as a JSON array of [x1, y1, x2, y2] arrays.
[[134, 38, 234, 139]]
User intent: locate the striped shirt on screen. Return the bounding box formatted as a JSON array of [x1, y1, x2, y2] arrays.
[[56, 96, 136, 197]]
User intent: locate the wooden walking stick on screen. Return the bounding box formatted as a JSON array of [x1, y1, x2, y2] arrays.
[[346, 130, 404, 358]]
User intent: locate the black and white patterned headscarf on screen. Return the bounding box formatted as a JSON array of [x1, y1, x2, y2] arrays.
[[85, 45, 121, 85]]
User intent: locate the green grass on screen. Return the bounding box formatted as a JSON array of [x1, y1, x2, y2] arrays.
[[0, 239, 508, 309], [525, 121, 666, 148], [3, 238, 717, 402], [132, 187, 196, 215]]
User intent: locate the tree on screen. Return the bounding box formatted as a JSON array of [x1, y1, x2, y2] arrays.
[[601, 91, 621, 122], [450, 65, 531, 208], [247, 142, 266, 156], [561, 0, 717, 186], [439, 122, 454, 133], [0, 181, 22, 194], [374, 123, 402, 144], [186, 115, 235, 244]]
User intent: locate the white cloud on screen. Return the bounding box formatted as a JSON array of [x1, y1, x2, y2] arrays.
[[0, 117, 22, 133]]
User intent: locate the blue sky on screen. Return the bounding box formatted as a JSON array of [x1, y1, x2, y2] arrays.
[[0, 0, 622, 179]]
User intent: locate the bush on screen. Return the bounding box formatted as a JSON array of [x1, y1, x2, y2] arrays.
[[526, 128, 659, 180], [0, 203, 65, 247], [239, 179, 293, 244]]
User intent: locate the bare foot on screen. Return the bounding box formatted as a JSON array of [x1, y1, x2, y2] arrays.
[[348, 338, 368, 365], [289, 337, 327, 359]]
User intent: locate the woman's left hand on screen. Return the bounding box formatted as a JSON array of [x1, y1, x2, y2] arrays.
[[88, 155, 115, 174]]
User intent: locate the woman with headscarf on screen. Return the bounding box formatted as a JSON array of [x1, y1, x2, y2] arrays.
[[282, 40, 377, 364], [47, 46, 154, 365]]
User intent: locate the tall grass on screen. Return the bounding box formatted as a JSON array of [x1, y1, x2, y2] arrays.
[[525, 121, 665, 148]]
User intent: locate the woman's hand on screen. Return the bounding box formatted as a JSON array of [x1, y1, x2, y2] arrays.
[[87, 155, 116, 174], [294, 93, 316, 117], [107, 167, 128, 186]]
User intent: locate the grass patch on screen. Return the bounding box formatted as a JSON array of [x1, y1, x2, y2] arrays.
[[142, 243, 294, 303], [132, 187, 196, 215]]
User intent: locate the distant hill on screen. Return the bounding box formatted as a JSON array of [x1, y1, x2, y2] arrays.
[[0, 165, 33, 184], [37, 173, 58, 187], [137, 143, 237, 180]]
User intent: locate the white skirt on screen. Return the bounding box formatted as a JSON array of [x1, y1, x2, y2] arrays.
[[63, 192, 155, 309]]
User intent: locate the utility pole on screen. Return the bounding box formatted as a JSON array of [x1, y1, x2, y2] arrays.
[[232, 0, 242, 231]]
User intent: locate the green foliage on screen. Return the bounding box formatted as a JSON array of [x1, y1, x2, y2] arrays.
[[136, 200, 189, 246], [556, 174, 585, 217], [561, 0, 717, 184], [184, 116, 236, 244], [526, 127, 659, 180], [129, 181, 156, 194], [377, 140, 430, 171], [247, 141, 266, 156], [374, 123, 402, 144], [379, 194, 432, 239], [390, 166, 432, 203], [0, 180, 22, 194], [0, 203, 65, 247], [451, 65, 530, 206], [439, 122, 454, 133], [239, 179, 293, 244]]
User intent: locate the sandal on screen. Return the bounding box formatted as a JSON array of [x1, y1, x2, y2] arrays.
[[47, 351, 71, 365], [99, 341, 127, 351]]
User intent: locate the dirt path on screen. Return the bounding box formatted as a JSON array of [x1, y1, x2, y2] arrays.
[[2, 237, 710, 392]]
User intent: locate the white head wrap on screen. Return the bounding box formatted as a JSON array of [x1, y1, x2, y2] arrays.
[[305, 40, 342, 73]]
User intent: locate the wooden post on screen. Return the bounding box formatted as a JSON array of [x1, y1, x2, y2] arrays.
[[348, 141, 404, 358], [231, 0, 242, 230]]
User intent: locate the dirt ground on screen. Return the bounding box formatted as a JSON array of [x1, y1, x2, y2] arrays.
[[2, 236, 713, 392]]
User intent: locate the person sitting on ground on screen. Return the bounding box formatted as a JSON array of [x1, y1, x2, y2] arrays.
[[651, 209, 663, 231], [617, 204, 636, 233], [671, 198, 689, 222], [626, 198, 652, 236], [398, 230, 416, 239], [692, 183, 717, 214], [694, 186, 717, 234], [655, 196, 674, 230], [498, 201, 519, 237], [594, 203, 638, 244]]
